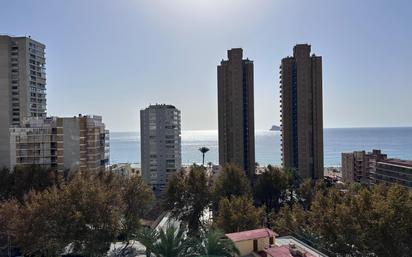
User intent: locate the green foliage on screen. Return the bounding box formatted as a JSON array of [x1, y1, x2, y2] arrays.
[[0, 199, 20, 252], [14, 173, 124, 256], [215, 196, 264, 233], [0, 165, 62, 202], [0, 168, 154, 257], [270, 184, 412, 257], [121, 175, 155, 240], [195, 229, 240, 257], [164, 165, 210, 234], [284, 168, 302, 207], [296, 178, 316, 210], [254, 165, 287, 212], [212, 164, 251, 209], [136, 226, 158, 257], [136, 226, 239, 257], [138, 225, 195, 257]]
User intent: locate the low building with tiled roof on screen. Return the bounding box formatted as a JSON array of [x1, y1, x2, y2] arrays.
[[225, 228, 328, 257]]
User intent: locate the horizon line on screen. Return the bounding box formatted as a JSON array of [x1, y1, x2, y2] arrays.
[[109, 126, 412, 133]]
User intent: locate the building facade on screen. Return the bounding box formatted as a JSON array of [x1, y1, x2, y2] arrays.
[[217, 48, 255, 177], [341, 149, 412, 188], [9, 115, 109, 173], [56, 115, 109, 173], [280, 44, 323, 179], [341, 149, 386, 183], [0, 35, 46, 168], [370, 159, 412, 188], [9, 117, 56, 168], [140, 104, 181, 194]]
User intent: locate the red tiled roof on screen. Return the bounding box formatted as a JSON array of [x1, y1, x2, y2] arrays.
[[225, 228, 277, 242]]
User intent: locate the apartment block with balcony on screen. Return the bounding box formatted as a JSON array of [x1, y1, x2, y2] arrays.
[[140, 104, 181, 196], [56, 115, 109, 173], [0, 35, 47, 168], [341, 149, 412, 188], [9, 117, 57, 168], [9, 115, 109, 173], [341, 149, 387, 184], [370, 159, 412, 188]]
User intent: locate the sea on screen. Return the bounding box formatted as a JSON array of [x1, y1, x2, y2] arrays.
[[109, 128, 412, 167]]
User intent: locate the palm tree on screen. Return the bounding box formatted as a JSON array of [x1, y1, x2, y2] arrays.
[[137, 225, 195, 257], [135, 227, 158, 257], [199, 147, 210, 166], [196, 230, 240, 257]]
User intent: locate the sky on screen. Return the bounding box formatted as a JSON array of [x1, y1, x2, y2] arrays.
[[1, 0, 411, 131]]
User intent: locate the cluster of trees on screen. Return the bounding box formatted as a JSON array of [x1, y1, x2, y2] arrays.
[[2, 164, 411, 257], [163, 164, 412, 257], [271, 183, 412, 257], [163, 164, 309, 234], [163, 164, 265, 235], [0, 166, 154, 257]]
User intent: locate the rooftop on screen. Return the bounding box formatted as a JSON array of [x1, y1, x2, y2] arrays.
[[381, 158, 412, 168], [265, 245, 316, 257], [275, 236, 329, 257], [225, 228, 277, 242]]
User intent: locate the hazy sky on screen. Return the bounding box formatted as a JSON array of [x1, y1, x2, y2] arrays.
[[1, 0, 411, 131]]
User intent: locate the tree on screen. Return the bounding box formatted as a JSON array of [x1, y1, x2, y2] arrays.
[[136, 226, 239, 257], [296, 178, 316, 210], [215, 196, 264, 233], [254, 165, 287, 213], [195, 230, 239, 257], [270, 183, 412, 257], [0, 165, 62, 202], [0, 200, 20, 256], [14, 172, 124, 257], [199, 147, 210, 166], [138, 225, 195, 257], [135, 227, 158, 257], [164, 165, 210, 234], [121, 175, 154, 241], [212, 164, 251, 209], [284, 168, 302, 207]]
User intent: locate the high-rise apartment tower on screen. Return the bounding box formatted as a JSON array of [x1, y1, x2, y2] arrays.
[[0, 35, 46, 168], [217, 48, 255, 177], [140, 104, 181, 195], [280, 44, 323, 179]]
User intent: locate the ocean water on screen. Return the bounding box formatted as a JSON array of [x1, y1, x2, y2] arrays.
[[109, 128, 412, 167]]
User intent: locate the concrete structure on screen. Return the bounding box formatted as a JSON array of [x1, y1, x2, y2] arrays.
[[0, 35, 46, 168], [341, 149, 386, 183], [109, 163, 140, 177], [341, 149, 412, 188], [272, 236, 329, 257], [226, 228, 277, 256], [56, 115, 109, 173], [370, 159, 412, 188], [140, 104, 181, 195], [9, 117, 56, 168], [217, 48, 255, 177], [226, 228, 328, 257], [9, 115, 109, 173], [280, 44, 324, 179]]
